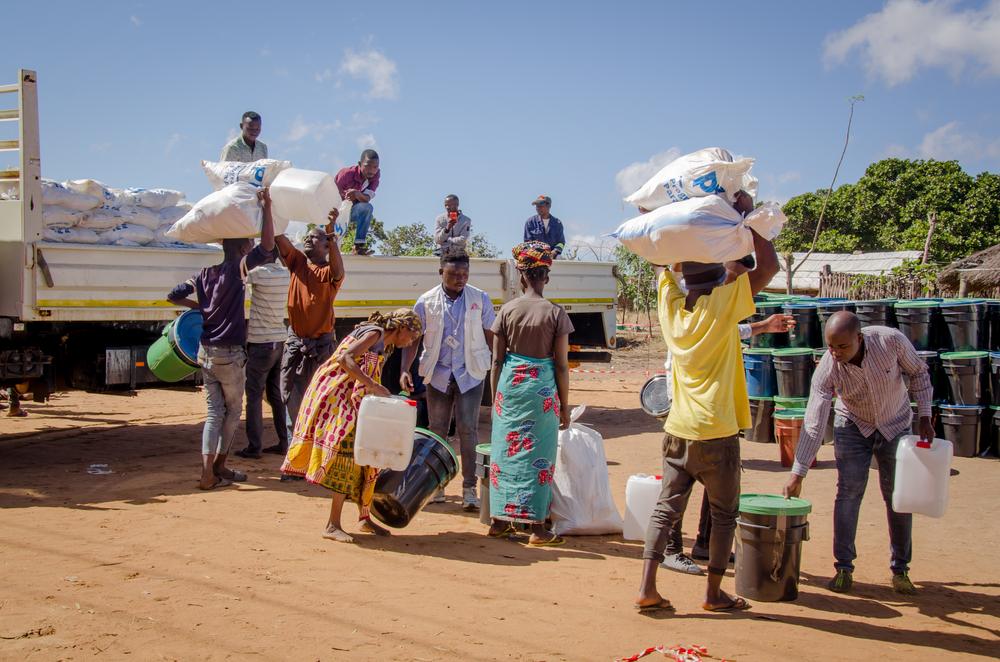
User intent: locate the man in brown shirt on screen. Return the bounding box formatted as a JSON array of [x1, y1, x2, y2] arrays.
[[269, 211, 345, 455]]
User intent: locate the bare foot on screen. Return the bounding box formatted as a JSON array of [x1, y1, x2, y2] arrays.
[[322, 526, 354, 543], [359, 519, 391, 536], [6, 409, 27, 418]]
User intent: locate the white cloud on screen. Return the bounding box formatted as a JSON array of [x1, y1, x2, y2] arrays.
[[315, 68, 333, 83], [614, 148, 682, 197], [130, 15, 142, 27], [356, 133, 377, 149], [259, 48, 271, 58], [284, 115, 342, 143], [824, 0, 1000, 85], [165, 133, 183, 156], [339, 48, 399, 100], [917, 121, 1000, 161]]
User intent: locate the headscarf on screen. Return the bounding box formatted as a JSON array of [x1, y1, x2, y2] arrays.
[[512, 241, 554, 272], [365, 308, 423, 334]]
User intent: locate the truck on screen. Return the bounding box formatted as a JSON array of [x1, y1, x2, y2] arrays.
[[0, 69, 617, 400]]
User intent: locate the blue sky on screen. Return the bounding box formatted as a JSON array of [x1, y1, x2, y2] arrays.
[[4, 0, 999, 257]]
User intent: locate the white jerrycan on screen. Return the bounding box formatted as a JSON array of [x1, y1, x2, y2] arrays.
[[269, 168, 345, 235], [354, 395, 418, 471], [892, 435, 953, 518], [623, 474, 662, 541]]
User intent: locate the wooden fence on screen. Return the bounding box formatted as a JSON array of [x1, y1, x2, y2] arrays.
[[817, 266, 1000, 300]]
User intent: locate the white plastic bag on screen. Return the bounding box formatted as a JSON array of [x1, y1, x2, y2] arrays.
[[41, 180, 102, 211], [550, 405, 624, 536], [42, 206, 85, 227], [116, 187, 184, 210], [743, 201, 787, 241], [201, 159, 292, 191], [624, 148, 757, 211], [612, 195, 753, 265], [166, 182, 285, 243], [99, 223, 155, 245], [43, 226, 101, 244]]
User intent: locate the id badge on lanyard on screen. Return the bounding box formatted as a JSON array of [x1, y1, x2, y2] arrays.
[[444, 335, 460, 350]]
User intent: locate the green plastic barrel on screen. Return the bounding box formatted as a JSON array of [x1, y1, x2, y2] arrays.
[[147, 311, 203, 383]]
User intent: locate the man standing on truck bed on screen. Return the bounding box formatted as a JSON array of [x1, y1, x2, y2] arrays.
[[272, 207, 345, 458], [167, 189, 276, 490], [220, 111, 268, 162], [335, 149, 380, 256], [523, 195, 565, 259]]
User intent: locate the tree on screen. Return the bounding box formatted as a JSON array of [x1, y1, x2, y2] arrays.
[[467, 233, 499, 258], [613, 244, 656, 326], [341, 218, 387, 252], [379, 223, 435, 256]]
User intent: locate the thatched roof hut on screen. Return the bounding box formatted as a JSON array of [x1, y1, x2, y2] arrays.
[[938, 244, 1000, 294]]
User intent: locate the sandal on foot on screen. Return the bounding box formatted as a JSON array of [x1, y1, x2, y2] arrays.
[[198, 477, 233, 491], [634, 598, 675, 613], [702, 596, 751, 612], [528, 533, 565, 547], [217, 469, 247, 482], [487, 524, 515, 539]]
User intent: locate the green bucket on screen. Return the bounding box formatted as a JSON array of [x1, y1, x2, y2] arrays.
[[147, 311, 202, 383]]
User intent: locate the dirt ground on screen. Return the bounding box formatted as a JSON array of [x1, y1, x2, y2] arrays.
[[1, 353, 998, 661]]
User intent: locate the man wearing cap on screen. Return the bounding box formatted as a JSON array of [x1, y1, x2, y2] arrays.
[[635, 191, 780, 613], [523, 196, 566, 259], [220, 111, 268, 162], [782, 310, 933, 596]]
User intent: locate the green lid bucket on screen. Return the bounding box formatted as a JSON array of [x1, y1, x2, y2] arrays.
[[774, 396, 808, 409], [773, 408, 806, 419], [743, 348, 775, 355], [740, 493, 812, 516], [895, 300, 940, 309], [940, 351, 989, 360], [772, 348, 815, 357], [475, 443, 491, 455]]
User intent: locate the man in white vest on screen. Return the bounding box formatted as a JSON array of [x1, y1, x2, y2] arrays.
[[401, 251, 495, 511]]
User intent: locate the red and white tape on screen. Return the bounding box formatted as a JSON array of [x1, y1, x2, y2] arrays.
[[617, 644, 724, 662], [570, 368, 667, 376]]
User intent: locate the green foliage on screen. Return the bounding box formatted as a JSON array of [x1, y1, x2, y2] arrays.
[[466, 233, 500, 258], [613, 244, 656, 312], [379, 223, 436, 256], [778, 158, 1000, 264], [342, 218, 387, 251]]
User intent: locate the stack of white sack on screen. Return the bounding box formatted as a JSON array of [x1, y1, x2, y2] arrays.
[[613, 148, 786, 264], [166, 182, 289, 244]]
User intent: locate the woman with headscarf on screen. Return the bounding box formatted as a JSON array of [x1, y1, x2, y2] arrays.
[[281, 309, 424, 543], [487, 241, 574, 545]]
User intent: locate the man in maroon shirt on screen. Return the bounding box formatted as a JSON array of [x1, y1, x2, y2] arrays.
[[335, 149, 380, 256]]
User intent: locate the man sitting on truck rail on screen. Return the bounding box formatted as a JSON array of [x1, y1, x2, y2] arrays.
[[272, 207, 345, 459], [220, 111, 268, 162], [335, 149, 380, 256], [167, 189, 276, 491]]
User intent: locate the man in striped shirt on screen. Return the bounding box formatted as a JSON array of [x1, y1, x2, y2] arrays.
[[783, 311, 934, 595]]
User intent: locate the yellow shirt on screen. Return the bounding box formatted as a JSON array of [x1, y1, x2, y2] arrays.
[[658, 270, 755, 440]]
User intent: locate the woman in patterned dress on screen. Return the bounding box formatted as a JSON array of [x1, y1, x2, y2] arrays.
[[281, 309, 423, 543], [487, 241, 574, 545]]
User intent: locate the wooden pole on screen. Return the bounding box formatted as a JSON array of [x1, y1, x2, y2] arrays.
[[922, 211, 936, 264], [959, 276, 968, 297]]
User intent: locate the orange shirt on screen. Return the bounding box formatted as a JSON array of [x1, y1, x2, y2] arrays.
[[280, 244, 343, 338]]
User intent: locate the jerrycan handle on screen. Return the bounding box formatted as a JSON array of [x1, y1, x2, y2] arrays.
[[916, 440, 932, 449], [396, 391, 418, 407]]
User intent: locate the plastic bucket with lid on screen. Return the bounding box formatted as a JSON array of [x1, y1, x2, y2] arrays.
[[750, 303, 789, 349], [147, 310, 202, 382], [816, 300, 856, 338], [639, 374, 672, 418], [855, 300, 897, 329], [783, 302, 821, 349], [894, 301, 940, 351], [743, 348, 777, 398], [371, 428, 459, 528], [773, 409, 814, 468], [774, 396, 808, 411], [939, 404, 982, 458], [941, 351, 989, 405], [745, 396, 775, 443], [475, 443, 492, 525], [987, 406, 1000, 458], [988, 301, 1000, 351], [990, 352, 1000, 407], [735, 494, 812, 602], [940, 300, 984, 352], [772, 348, 814, 398]]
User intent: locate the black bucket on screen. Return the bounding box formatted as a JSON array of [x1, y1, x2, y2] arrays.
[[940, 300, 984, 352], [941, 351, 989, 405], [855, 300, 897, 329], [745, 396, 775, 443], [735, 495, 812, 602], [783, 302, 821, 349], [986, 406, 1000, 458], [939, 404, 983, 458], [772, 348, 815, 398], [816, 300, 856, 338], [371, 428, 459, 528], [988, 301, 1000, 351], [990, 352, 1000, 407], [894, 301, 940, 351], [475, 443, 492, 525], [750, 303, 788, 349]]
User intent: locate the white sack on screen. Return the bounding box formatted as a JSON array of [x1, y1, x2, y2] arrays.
[[157, 202, 193, 225], [99, 223, 155, 245], [166, 182, 284, 243], [612, 195, 753, 265], [43, 226, 101, 244], [201, 159, 292, 191], [41, 180, 102, 211], [550, 406, 624, 536], [116, 187, 184, 210], [63, 179, 119, 206], [744, 201, 786, 241], [79, 207, 128, 230], [624, 147, 758, 211], [42, 206, 86, 228]]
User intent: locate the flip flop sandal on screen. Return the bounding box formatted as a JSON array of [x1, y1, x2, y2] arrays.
[[199, 477, 233, 491], [217, 470, 247, 482], [635, 598, 675, 613], [702, 596, 751, 612], [487, 524, 515, 539], [528, 533, 565, 547]]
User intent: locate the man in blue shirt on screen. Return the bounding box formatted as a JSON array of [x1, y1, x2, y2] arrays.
[[401, 252, 496, 511], [523, 195, 566, 258]]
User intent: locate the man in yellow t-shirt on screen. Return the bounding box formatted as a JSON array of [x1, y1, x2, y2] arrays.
[[635, 205, 778, 614]]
